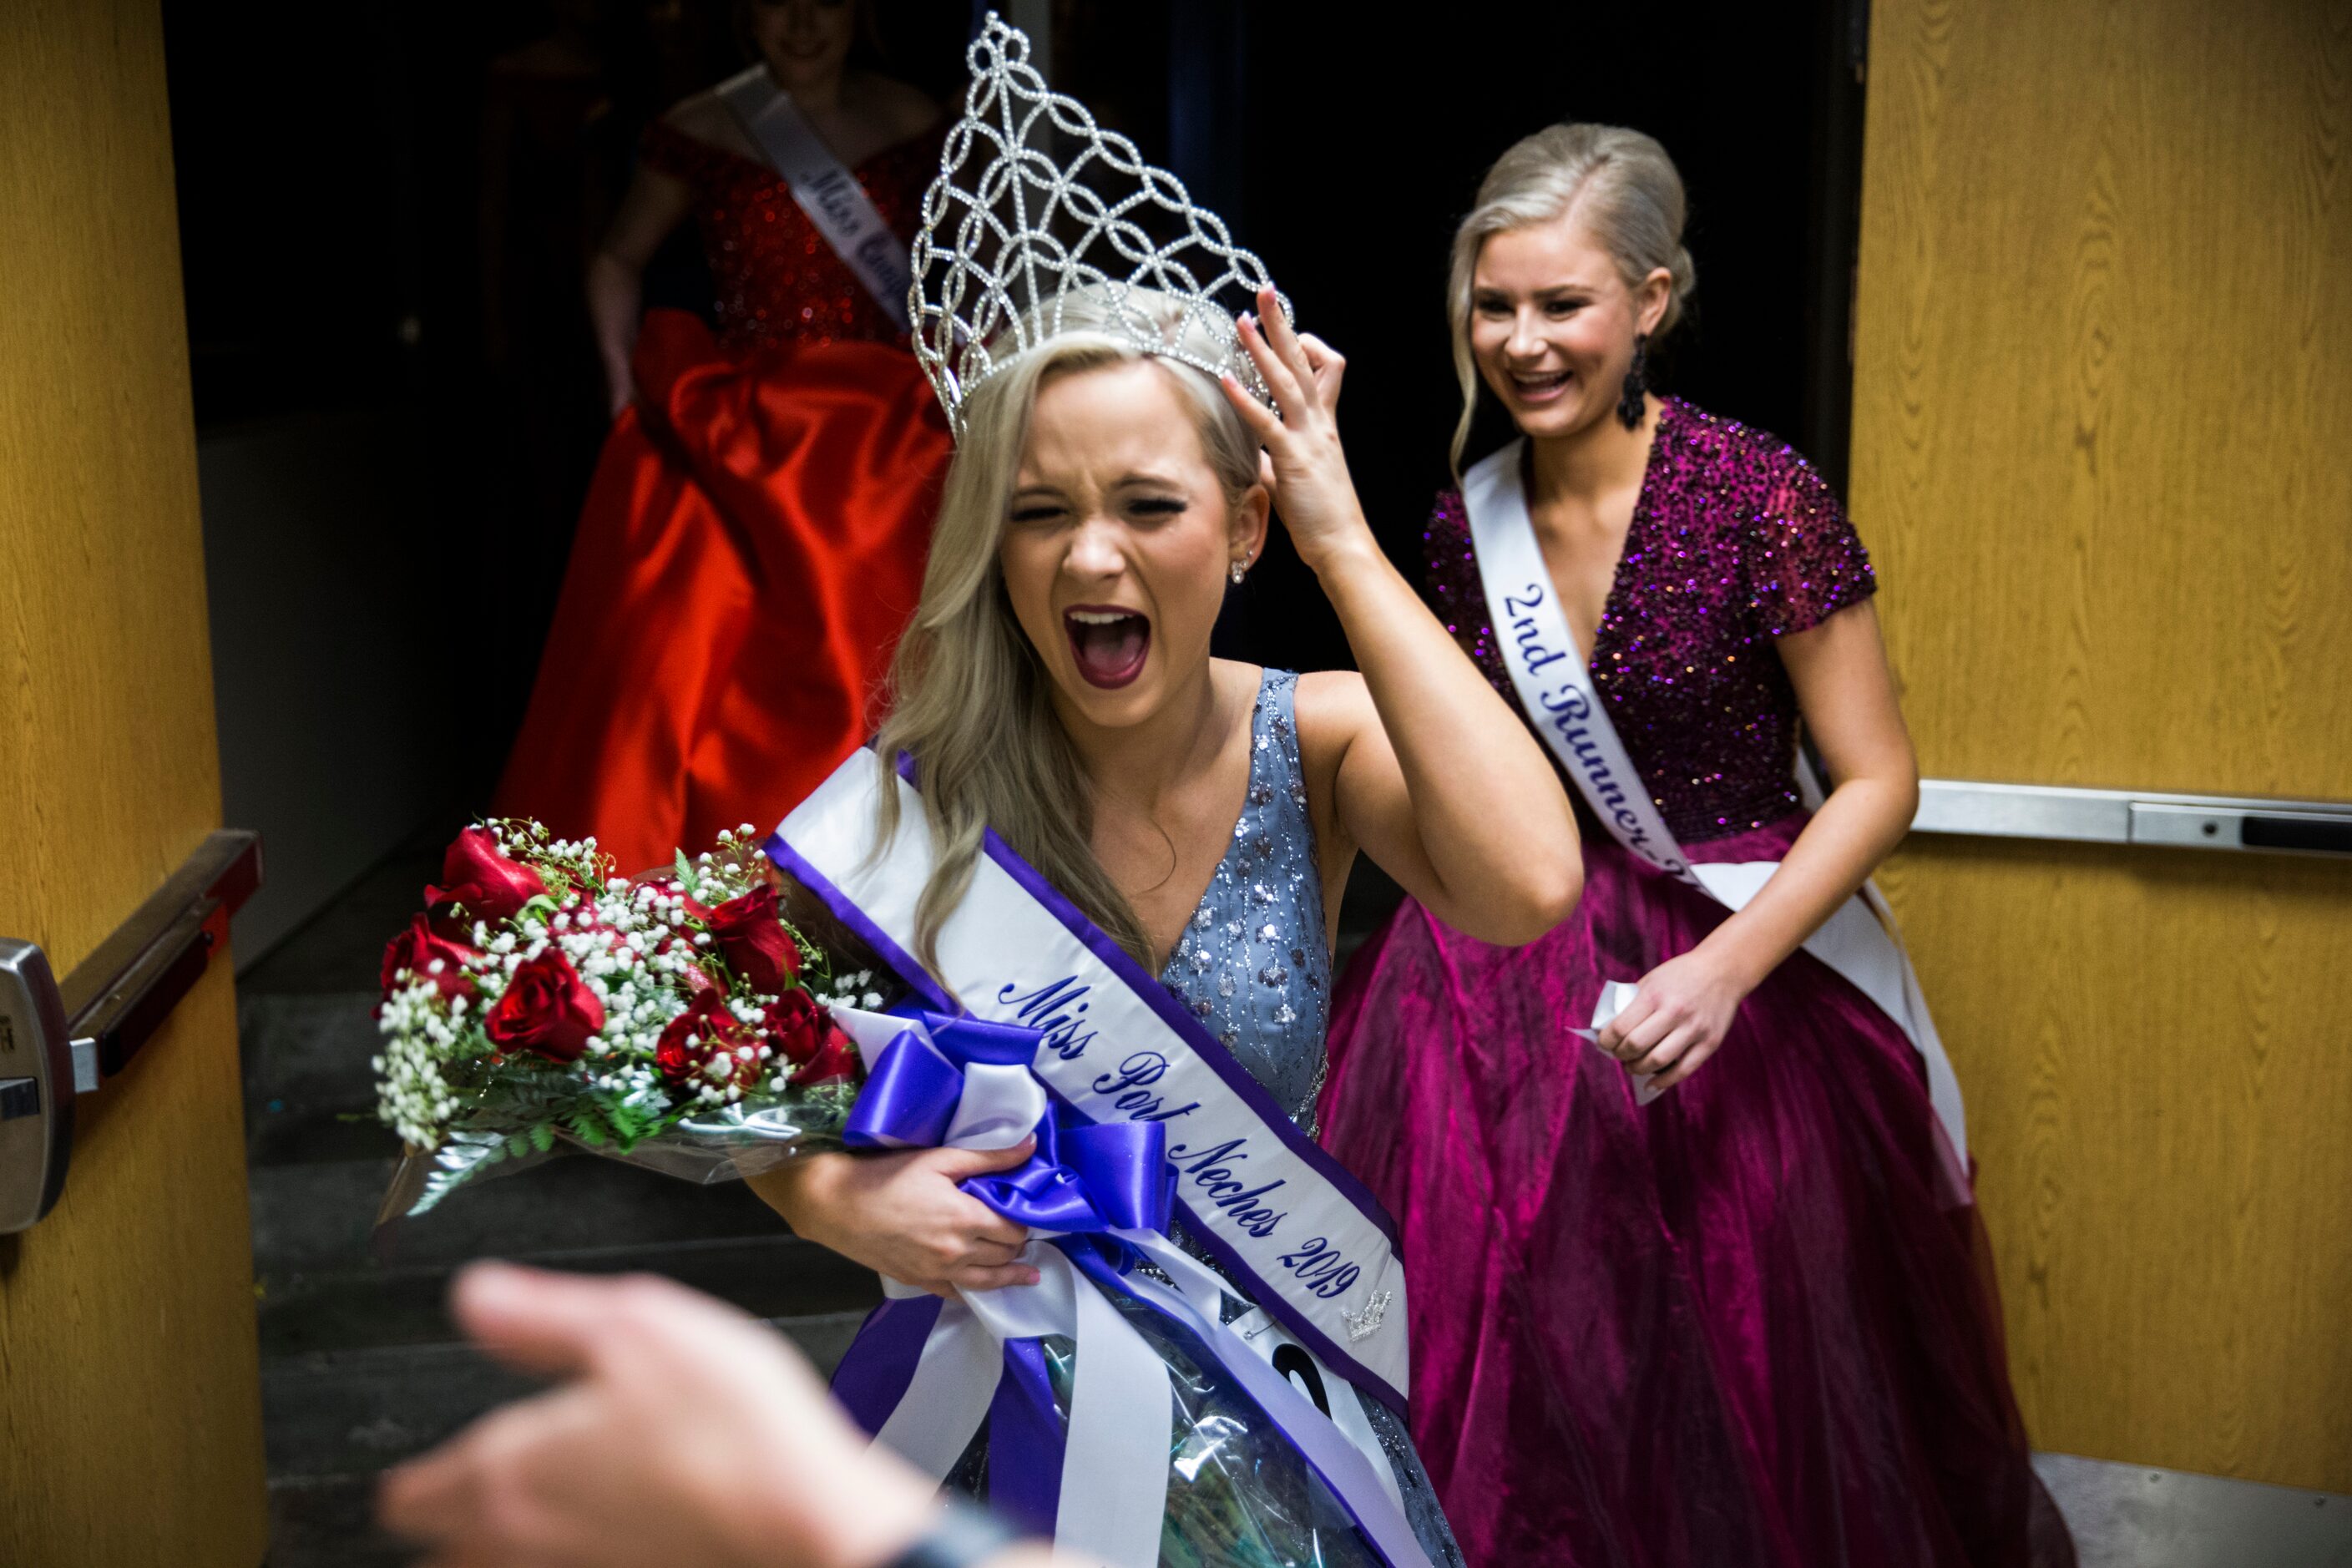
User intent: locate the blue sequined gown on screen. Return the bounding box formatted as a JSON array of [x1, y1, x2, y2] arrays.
[[1159, 668, 1463, 1565], [958, 668, 1464, 1568]]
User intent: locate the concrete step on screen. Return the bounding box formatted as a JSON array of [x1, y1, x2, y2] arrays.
[[259, 1232, 882, 1357], [240, 990, 397, 1164], [263, 1300, 862, 1568], [266, 1474, 412, 1568], [251, 1150, 798, 1280], [241, 989, 382, 1105], [261, 1308, 869, 1479]]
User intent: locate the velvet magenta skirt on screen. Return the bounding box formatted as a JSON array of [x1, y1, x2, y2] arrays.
[[1319, 812, 2075, 1568], [495, 308, 949, 873]]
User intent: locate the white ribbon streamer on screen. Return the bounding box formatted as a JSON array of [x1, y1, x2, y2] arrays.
[[840, 1005, 1169, 1565], [870, 1294, 1005, 1478], [1056, 1255, 1173, 1563], [1462, 439, 1969, 1170]]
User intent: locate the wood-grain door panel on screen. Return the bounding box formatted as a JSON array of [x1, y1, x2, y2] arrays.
[[0, 0, 270, 1559], [1853, 0, 2352, 1491]]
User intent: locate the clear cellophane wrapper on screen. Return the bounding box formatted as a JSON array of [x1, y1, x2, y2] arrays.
[[372, 1083, 862, 1227]]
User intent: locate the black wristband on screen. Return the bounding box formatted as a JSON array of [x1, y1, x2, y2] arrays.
[[877, 1500, 1026, 1568]]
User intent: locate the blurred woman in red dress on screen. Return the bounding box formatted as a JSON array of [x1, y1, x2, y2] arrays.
[[496, 0, 951, 872]]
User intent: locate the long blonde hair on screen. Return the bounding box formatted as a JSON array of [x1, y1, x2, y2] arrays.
[[1447, 123, 1697, 478], [872, 290, 1262, 973]]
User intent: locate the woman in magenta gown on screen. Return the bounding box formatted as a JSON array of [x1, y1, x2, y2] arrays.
[[1318, 124, 2074, 1566], [496, 0, 951, 873]]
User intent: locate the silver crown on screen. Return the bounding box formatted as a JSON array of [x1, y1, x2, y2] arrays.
[[1343, 1288, 1393, 1343], [909, 13, 1291, 437]]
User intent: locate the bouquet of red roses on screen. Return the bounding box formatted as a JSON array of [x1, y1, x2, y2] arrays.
[[373, 820, 883, 1216]]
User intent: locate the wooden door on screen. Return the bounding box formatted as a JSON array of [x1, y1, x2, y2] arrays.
[[1852, 0, 2352, 1490], [0, 0, 271, 1560]]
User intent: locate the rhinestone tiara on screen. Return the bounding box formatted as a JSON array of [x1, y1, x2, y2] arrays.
[[909, 12, 1291, 438]]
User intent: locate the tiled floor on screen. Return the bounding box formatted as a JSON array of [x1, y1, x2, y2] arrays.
[[2035, 1454, 2352, 1568]]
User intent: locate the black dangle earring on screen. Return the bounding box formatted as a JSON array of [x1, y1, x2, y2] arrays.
[[1617, 333, 1650, 430]]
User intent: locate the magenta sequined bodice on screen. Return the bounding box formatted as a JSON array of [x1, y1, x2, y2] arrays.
[[1426, 398, 1875, 844]]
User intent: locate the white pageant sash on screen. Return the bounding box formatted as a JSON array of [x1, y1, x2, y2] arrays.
[[716, 65, 913, 329], [1461, 439, 1970, 1174], [769, 750, 1414, 1410]]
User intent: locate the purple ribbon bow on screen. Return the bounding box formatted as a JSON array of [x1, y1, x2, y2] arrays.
[[831, 1010, 1176, 1537], [843, 1010, 1173, 1237]]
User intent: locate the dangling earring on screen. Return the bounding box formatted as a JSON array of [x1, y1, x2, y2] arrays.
[[1617, 333, 1649, 430], [1229, 559, 1248, 586]]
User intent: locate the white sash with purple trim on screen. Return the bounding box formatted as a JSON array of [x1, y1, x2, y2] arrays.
[[715, 65, 913, 330], [1462, 438, 1970, 1176], [768, 750, 1428, 1567]]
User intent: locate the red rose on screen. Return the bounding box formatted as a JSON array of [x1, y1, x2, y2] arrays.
[[656, 993, 764, 1092], [797, 1022, 862, 1086], [762, 989, 859, 1085], [761, 989, 825, 1065], [705, 885, 802, 994], [380, 913, 478, 1000], [426, 827, 549, 933], [485, 948, 605, 1064]]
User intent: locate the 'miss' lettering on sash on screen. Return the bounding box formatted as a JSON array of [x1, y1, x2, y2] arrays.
[[716, 66, 913, 330], [766, 750, 1412, 1411], [1460, 438, 1971, 1174]]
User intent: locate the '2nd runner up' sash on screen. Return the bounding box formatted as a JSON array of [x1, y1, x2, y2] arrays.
[[716, 65, 913, 329], [1462, 438, 1971, 1178], [766, 751, 1426, 1565]]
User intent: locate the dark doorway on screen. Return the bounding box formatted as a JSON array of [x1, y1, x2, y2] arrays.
[[159, 6, 1872, 1556], [1135, 0, 1870, 675]]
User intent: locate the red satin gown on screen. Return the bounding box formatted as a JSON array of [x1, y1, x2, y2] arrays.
[[496, 119, 952, 873]]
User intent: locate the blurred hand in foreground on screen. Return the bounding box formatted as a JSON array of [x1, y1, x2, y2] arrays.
[[377, 1262, 1058, 1568]]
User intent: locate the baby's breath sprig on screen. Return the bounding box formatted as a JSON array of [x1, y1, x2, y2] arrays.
[[479, 817, 615, 905]]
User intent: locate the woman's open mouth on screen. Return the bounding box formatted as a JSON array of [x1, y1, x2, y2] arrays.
[[1064, 605, 1151, 690], [1509, 367, 1575, 404]]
